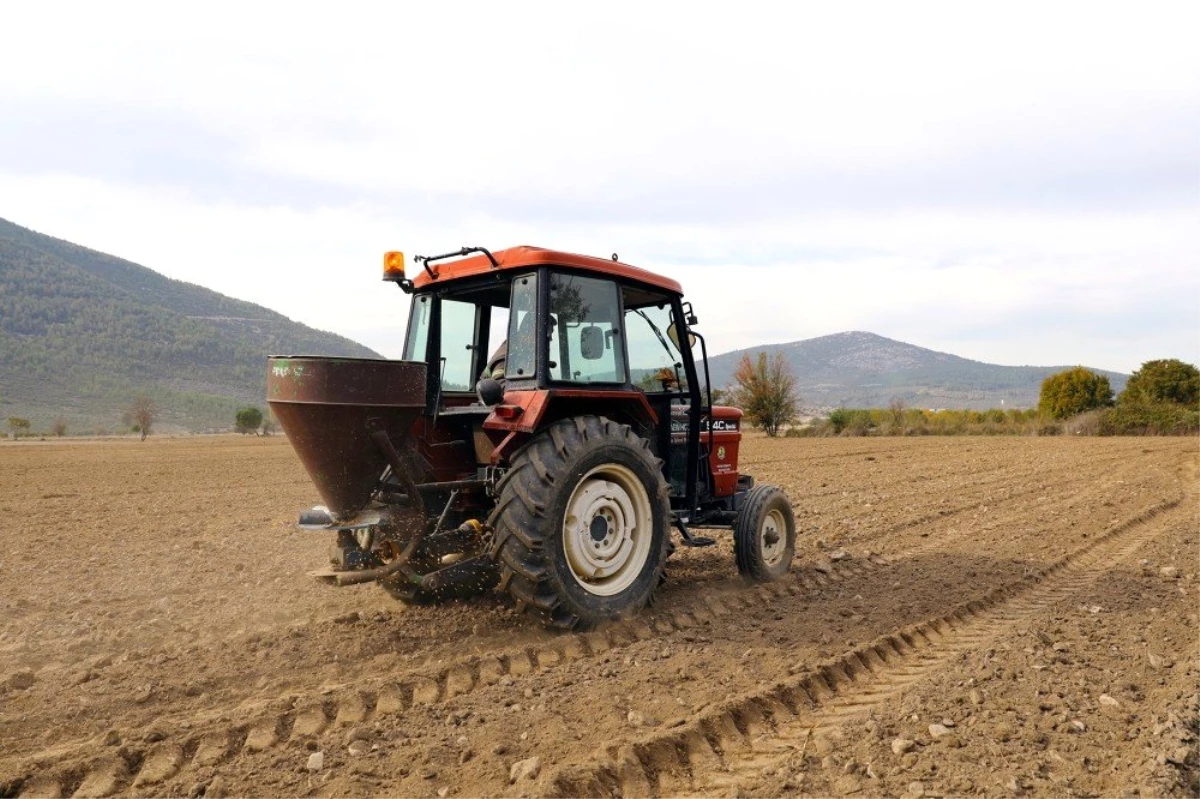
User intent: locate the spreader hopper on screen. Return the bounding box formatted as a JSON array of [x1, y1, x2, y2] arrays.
[[267, 357, 427, 521]]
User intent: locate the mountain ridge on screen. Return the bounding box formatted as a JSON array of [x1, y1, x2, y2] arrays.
[[0, 216, 381, 433], [707, 330, 1128, 410]]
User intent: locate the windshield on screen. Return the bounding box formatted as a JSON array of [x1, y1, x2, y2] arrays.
[[625, 302, 686, 392]]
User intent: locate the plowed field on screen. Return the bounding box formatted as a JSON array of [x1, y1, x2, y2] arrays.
[[1, 435, 1196, 799]]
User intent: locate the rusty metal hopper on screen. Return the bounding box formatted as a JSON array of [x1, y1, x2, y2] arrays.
[[267, 357, 427, 521]]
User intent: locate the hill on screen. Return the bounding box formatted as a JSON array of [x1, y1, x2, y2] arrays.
[[707, 331, 1128, 411], [0, 217, 380, 433]]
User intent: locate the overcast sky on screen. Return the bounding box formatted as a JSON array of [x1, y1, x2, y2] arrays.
[[2, 2, 1197, 373]]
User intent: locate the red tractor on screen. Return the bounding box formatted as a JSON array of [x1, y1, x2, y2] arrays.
[[268, 246, 796, 629]]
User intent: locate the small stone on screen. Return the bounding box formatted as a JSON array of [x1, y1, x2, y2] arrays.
[[509, 756, 541, 783], [969, 689, 984, 706], [892, 737, 915, 755], [1159, 566, 1179, 579], [306, 751, 324, 772], [902, 780, 925, 799], [348, 740, 369, 756], [627, 710, 645, 727], [1069, 720, 1086, 733], [940, 718, 956, 728], [830, 550, 851, 562], [1099, 694, 1120, 708], [928, 723, 952, 739], [1147, 653, 1165, 669], [437, 788, 449, 798], [994, 722, 1016, 742], [458, 749, 473, 765], [102, 730, 121, 746]]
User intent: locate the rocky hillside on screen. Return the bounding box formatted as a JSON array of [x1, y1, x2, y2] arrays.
[[0, 217, 380, 433], [707, 331, 1128, 410]]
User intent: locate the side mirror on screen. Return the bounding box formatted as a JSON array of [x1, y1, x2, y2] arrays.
[[667, 324, 697, 350], [477, 377, 504, 406], [580, 325, 605, 360]]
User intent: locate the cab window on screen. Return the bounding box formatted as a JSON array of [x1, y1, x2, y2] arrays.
[[505, 273, 537, 379], [548, 273, 625, 384], [625, 302, 686, 393], [439, 299, 477, 391], [403, 295, 430, 362]]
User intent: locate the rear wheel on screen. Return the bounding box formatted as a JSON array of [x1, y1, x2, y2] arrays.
[[734, 485, 796, 582], [489, 416, 671, 629]]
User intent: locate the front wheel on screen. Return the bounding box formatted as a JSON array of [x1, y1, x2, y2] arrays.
[[489, 416, 671, 629], [734, 485, 796, 582]]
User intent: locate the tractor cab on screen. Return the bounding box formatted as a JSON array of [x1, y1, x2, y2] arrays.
[[268, 245, 795, 629], [390, 246, 741, 527]]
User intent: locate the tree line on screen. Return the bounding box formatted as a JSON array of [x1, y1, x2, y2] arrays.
[[726, 352, 1198, 437], [5, 397, 276, 439]]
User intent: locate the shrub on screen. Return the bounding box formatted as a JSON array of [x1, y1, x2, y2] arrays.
[[1038, 367, 1114, 419], [235, 406, 264, 435], [6, 417, 31, 439], [1097, 402, 1200, 436], [1119, 359, 1199, 409]]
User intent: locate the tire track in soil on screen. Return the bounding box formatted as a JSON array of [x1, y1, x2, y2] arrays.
[[5, 558, 891, 799], [548, 488, 1185, 799], [2, 449, 1153, 798]]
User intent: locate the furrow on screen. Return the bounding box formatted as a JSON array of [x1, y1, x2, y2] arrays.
[[6, 552, 884, 795], [547, 492, 1183, 799]]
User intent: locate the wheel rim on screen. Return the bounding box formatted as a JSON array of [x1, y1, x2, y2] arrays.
[[760, 508, 787, 567], [562, 463, 654, 596]]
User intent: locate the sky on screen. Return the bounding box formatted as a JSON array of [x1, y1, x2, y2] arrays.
[[1, 2, 1197, 374]]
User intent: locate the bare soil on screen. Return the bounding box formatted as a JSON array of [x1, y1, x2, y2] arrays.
[[0, 435, 1195, 799]]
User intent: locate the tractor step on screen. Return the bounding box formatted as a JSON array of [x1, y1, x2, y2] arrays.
[[674, 519, 716, 547]]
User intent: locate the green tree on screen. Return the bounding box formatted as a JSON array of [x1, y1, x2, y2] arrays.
[[1118, 359, 1199, 409], [7, 417, 30, 439], [732, 352, 799, 437], [235, 406, 264, 434], [1038, 367, 1113, 419]]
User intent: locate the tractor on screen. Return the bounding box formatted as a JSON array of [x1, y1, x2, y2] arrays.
[[267, 246, 796, 629]]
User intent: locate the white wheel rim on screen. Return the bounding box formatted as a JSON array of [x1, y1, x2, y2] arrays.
[[760, 508, 787, 567], [562, 463, 653, 596]]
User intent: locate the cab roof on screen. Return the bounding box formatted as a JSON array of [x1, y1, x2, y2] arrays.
[[410, 246, 683, 295]]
